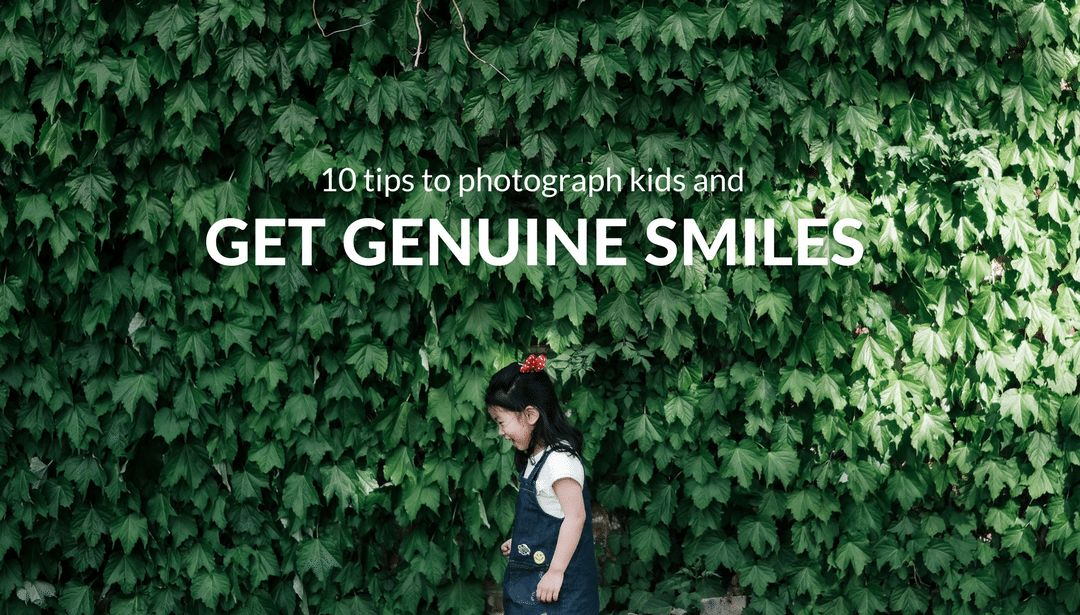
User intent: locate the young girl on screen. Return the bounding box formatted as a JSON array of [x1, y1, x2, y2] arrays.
[[486, 355, 600, 614]]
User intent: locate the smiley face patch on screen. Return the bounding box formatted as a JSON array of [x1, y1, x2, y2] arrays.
[[533, 550, 546, 564]]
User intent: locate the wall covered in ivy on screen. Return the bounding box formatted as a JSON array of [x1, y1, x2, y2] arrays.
[[0, 0, 1079, 614]]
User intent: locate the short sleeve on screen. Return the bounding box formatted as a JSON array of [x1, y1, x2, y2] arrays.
[[528, 450, 586, 518], [539, 450, 585, 490]]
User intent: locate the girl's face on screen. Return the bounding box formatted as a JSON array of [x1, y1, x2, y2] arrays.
[[488, 405, 537, 452]]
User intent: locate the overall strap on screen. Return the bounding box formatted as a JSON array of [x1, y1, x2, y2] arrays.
[[523, 448, 555, 483]]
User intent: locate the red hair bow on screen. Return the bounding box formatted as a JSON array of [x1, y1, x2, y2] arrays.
[[520, 354, 546, 373]]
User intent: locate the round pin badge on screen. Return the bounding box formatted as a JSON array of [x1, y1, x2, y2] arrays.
[[533, 550, 545, 564]]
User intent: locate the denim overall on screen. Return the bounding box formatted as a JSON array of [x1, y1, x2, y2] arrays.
[[503, 449, 600, 615]]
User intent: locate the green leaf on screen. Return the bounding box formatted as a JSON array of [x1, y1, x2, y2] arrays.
[[737, 560, 777, 595], [736, 0, 783, 36], [1001, 76, 1047, 125], [889, 584, 929, 615], [346, 339, 389, 379], [164, 79, 209, 125], [616, 6, 662, 51], [762, 446, 797, 487], [719, 440, 763, 487], [553, 285, 597, 326], [67, 167, 116, 211], [911, 407, 953, 458], [597, 290, 643, 338], [144, 1, 196, 49], [738, 516, 779, 553], [755, 287, 792, 325], [249, 440, 285, 473], [629, 517, 671, 562], [663, 391, 696, 426], [191, 569, 230, 610], [832, 0, 883, 37], [0, 21, 44, 78], [297, 536, 342, 582], [834, 535, 872, 575], [0, 109, 35, 152], [1019, 2, 1068, 46], [28, 68, 75, 116], [115, 56, 151, 104], [531, 21, 577, 67], [270, 100, 318, 145], [109, 513, 149, 554], [641, 283, 692, 327], [58, 583, 94, 615], [111, 373, 159, 417], [283, 474, 320, 519], [658, 4, 707, 51], [886, 469, 926, 510], [886, 3, 931, 45]]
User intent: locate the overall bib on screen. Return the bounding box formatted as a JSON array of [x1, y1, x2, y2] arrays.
[[503, 449, 600, 615]]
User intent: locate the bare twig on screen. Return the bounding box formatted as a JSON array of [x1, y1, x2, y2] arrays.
[[312, 0, 371, 37], [413, 0, 423, 67], [449, 0, 509, 81]]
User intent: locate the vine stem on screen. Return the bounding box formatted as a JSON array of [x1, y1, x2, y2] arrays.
[[449, 0, 509, 82], [312, 1, 371, 37], [413, 0, 423, 67]]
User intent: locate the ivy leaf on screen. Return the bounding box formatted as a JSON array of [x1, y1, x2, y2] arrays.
[[270, 100, 318, 145], [67, 167, 116, 211], [0, 22, 44, 78], [663, 391, 696, 426], [285, 34, 330, 80], [553, 285, 597, 326], [616, 6, 662, 51], [0, 109, 35, 152], [886, 469, 927, 510], [597, 290, 643, 338], [738, 516, 779, 554], [755, 286, 792, 325], [1001, 76, 1046, 125], [1019, 2, 1068, 46], [28, 68, 75, 116], [16, 194, 53, 231], [641, 283, 692, 327], [531, 21, 577, 67], [283, 474, 320, 519], [164, 79, 209, 125], [629, 517, 671, 562], [737, 560, 776, 595], [890, 584, 929, 615], [111, 373, 159, 417], [762, 446, 798, 487], [719, 440, 763, 487], [58, 583, 94, 615], [144, 1, 196, 49], [109, 513, 149, 554], [191, 569, 230, 610], [886, 3, 932, 45], [834, 535, 871, 575], [736, 0, 783, 36], [658, 4, 707, 51], [222, 39, 268, 90], [832, 0, 883, 37], [297, 536, 342, 582]]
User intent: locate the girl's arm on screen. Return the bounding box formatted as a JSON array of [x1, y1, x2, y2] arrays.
[[535, 477, 587, 603]]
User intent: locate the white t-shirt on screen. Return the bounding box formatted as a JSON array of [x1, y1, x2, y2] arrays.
[[523, 446, 586, 519]]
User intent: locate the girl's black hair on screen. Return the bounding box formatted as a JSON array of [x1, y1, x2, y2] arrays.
[[485, 361, 584, 471]]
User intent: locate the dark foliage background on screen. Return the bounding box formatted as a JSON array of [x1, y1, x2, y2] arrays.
[[0, 0, 1078, 614]]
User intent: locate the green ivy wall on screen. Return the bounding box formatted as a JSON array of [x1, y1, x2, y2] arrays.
[[0, 1, 1079, 614]]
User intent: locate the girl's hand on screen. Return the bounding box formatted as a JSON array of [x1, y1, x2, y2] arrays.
[[537, 570, 564, 602], [501, 539, 511, 557]]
